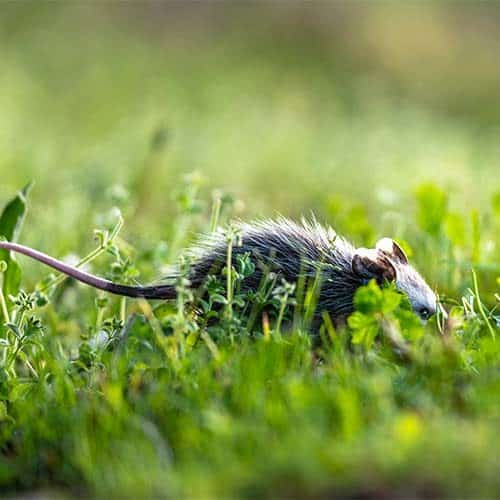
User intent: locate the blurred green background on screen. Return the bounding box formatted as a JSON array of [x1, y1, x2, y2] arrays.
[[0, 2, 499, 289], [1, 4, 500, 498]]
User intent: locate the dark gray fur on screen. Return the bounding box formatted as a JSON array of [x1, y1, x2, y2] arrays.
[[186, 218, 362, 320], [0, 217, 437, 324]]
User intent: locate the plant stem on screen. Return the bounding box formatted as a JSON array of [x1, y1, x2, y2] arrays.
[[303, 266, 323, 328], [209, 195, 222, 233], [7, 339, 22, 372], [0, 278, 10, 325], [274, 293, 288, 340], [25, 358, 39, 379], [472, 269, 496, 340], [40, 244, 106, 292], [226, 237, 233, 320], [120, 296, 127, 324], [96, 304, 105, 331], [41, 215, 124, 293], [246, 273, 276, 332]]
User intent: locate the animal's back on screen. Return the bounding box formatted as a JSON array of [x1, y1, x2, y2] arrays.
[[186, 219, 360, 318]]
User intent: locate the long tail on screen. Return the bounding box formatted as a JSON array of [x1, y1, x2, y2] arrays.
[[0, 241, 176, 300]]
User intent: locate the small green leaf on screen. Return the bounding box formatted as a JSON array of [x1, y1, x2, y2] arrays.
[[380, 287, 402, 315], [8, 381, 34, 402], [348, 312, 379, 348], [5, 323, 22, 339], [212, 294, 228, 305], [0, 183, 32, 302], [349, 280, 423, 351], [0, 401, 10, 421], [233, 296, 245, 308], [396, 309, 424, 342], [353, 279, 383, 314]]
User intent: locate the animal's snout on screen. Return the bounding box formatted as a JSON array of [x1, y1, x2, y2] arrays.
[[416, 302, 446, 325]]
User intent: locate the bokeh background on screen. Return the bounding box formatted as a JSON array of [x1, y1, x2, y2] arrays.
[[1, 2, 499, 291], [1, 4, 500, 498]]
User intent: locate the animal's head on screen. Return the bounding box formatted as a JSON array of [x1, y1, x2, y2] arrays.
[[351, 238, 437, 322]]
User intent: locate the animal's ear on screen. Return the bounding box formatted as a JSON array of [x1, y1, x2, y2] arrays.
[[351, 248, 396, 283], [376, 238, 408, 265]]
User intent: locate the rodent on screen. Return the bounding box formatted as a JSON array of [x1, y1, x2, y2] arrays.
[[0, 218, 437, 324]]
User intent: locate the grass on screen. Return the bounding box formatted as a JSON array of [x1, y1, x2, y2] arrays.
[[0, 4, 499, 498]]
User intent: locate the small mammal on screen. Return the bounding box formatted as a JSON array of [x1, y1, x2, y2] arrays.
[[0, 218, 437, 324]]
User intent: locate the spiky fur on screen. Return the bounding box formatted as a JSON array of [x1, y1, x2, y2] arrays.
[[185, 218, 363, 321], [0, 218, 436, 326]]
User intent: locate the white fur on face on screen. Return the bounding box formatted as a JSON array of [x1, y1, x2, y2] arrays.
[[395, 264, 437, 321]]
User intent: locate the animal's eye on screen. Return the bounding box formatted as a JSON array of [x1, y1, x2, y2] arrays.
[[419, 307, 430, 320]]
